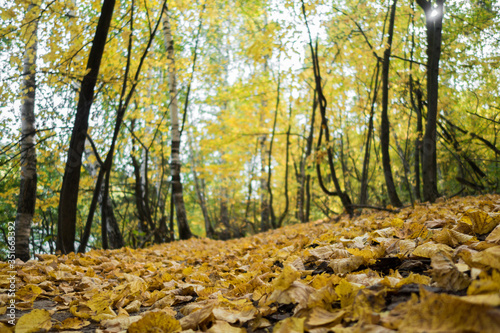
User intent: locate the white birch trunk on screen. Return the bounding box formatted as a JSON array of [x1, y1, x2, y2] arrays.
[[15, 3, 38, 261], [162, 6, 192, 239]]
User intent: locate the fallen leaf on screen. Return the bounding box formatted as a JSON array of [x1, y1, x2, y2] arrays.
[[412, 242, 453, 258], [399, 287, 500, 332], [485, 224, 500, 244], [306, 307, 345, 327], [430, 252, 470, 291], [53, 317, 90, 330], [179, 303, 215, 330], [207, 320, 246, 333], [127, 311, 181, 333], [471, 246, 500, 270], [462, 210, 500, 235], [273, 316, 305, 333], [15, 309, 52, 333]]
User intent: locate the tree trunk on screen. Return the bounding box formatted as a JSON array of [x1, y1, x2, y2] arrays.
[[409, 77, 424, 202], [380, 0, 403, 207], [301, 0, 353, 216], [298, 90, 317, 223], [259, 61, 270, 231], [417, 0, 444, 202], [188, 141, 214, 238], [267, 76, 281, 229], [15, 3, 38, 262], [162, 6, 192, 239], [359, 63, 380, 205], [101, 169, 124, 249], [57, 0, 115, 254]]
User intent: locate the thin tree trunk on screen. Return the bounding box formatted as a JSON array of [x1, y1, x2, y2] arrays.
[[301, 1, 353, 215], [409, 77, 424, 202], [77, 1, 163, 252], [298, 90, 317, 223], [188, 138, 214, 238], [380, 0, 403, 207], [101, 169, 124, 249], [259, 61, 270, 231], [244, 142, 258, 225], [417, 0, 444, 202], [162, 5, 192, 239], [57, 0, 115, 254], [276, 105, 292, 228], [15, 3, 38, 261], [359, 63, 380, 205], [267, 75, 281, 229]]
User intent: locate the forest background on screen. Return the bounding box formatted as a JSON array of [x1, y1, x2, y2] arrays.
[[0, 0, 499, 261]]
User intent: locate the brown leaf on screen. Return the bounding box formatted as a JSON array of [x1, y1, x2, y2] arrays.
[[430, 252, 470, 291], [179, 302, 215, 330]]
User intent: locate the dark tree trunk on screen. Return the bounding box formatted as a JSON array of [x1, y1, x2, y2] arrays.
[[188, 139, 214, 238], [101, 170, 124, 249], [417, 0, 444, 202], [267, 76, 281, 229], [57, 0, 116, 254], [380, 0, 403, 207], [15, 3, 38, 261], [359, 63, 380, 205], [301, 1, 353, 216], [409, 77, 424, 202], [276, 105, 292, 228], [298, 91, 317, 223]]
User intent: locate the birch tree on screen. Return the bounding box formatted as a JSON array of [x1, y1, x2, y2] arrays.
[[15, 2, 39, 261], [162, 5, 192, 240]]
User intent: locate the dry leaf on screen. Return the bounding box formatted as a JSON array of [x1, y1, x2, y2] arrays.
[[272, 316, 305, 333], [399, 287, 500, 332], [127, 311, 181, 333], [430, 252, 470, 291], [15, 309, 52, 333]]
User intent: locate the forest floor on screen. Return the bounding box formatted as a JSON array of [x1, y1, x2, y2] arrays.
[[2, 194, 500, 333]]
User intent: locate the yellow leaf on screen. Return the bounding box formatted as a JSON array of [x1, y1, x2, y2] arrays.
[[432, 228, 475, 247], [396, 273, 431, 287], [399, 287, 500, 332], [486, 224, 500, 244], [335, 279, 363, 308], [329, 256, 364, 274], [15, 284, 43, 303], [412, 242, 453, 258], [0, 322, 13, 333], [273, 316, 305, 333], [53, 317, 90, 330], [462, 210, 500, 235], [212, 306, 257, 324], [272, 265, 301, 291], [15, 309, 52, 333], [471, 246, 500, 270], [306, 307, 345, 327], [124, 300, 142, 313], [207, 320, 246, 333], [461, 294, 500, 307], [128, 311, 182, 333]]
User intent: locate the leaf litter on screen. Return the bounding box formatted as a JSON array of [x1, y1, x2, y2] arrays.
[[1, 194, 500, 332]]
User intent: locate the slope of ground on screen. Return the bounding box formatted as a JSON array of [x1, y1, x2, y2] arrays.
[[1, 194, 500, 332]]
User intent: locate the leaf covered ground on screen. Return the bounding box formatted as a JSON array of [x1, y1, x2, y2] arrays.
[[2, 195, 500, 333]]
